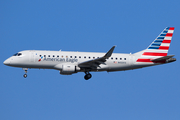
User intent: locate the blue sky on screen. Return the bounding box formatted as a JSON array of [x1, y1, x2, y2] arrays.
[[0, 0, 180, 120]]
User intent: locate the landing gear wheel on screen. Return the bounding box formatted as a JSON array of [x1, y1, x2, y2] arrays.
[[86, 74, 92, 79], [23, 74, 27, 78], [84, 75, 88, 80], [22, 68, 28, 78], [84, 73, 92, 80]]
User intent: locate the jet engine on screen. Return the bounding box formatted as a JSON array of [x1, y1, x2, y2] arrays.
[[60, 64, 80, 75]]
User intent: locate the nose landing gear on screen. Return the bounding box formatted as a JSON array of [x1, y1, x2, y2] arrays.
[[84, 72, 92, 80], [23, 68, 28, 78], [23, 74, 27, 78]]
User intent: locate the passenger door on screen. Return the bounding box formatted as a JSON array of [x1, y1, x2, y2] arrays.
[[29, 51, 35, 62]]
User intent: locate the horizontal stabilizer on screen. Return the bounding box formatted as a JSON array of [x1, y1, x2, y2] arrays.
[[151, 55, 175, 62]]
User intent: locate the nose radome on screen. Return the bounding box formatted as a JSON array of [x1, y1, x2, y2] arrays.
[[3, 59, 10, 65]]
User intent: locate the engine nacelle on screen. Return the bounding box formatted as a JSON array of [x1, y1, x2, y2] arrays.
[[60, 64, 80, 75]]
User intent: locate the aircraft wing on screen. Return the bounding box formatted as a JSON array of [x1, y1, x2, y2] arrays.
[[78, 46, 115, 68]]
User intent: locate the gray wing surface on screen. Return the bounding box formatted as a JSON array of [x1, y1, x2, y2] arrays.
[[78, 46, 115, 68]]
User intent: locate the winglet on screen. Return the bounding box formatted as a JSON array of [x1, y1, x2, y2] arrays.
[[104, 46, 115, 58]]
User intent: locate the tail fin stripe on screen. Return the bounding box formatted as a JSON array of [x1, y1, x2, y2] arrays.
[[159, 46, 169, 50], [137, 59, 166, 63], [157, 37, 165, 39], [160, 34, 166, 36], [155, 40, 163, 42], [168, 30, 174, 33], [151, 43, 161, 46], [161, 43, 170, 46], [137, 59, 153, 63], [145, 50, 168, 53], [148, 47, 159, 49], [169, 27, 174, 30], [142, 52, 167, 56], [166, 33, 173, 37], [162, 40, 171, 43], [163, 31, 168, 33], [164, 37, 172, 40]]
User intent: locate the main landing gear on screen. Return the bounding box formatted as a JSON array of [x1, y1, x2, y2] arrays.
[[23, 68, 28, 78], [84, 72, 92, 80]]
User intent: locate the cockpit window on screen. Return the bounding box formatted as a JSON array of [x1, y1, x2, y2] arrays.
[[13, 53, 18, 56], [13, 53, 22, 56]]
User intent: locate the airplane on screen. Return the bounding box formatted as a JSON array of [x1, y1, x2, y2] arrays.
[[3, 27, 176, 80]]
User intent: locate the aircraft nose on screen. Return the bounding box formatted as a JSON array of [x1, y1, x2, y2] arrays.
[[3, 59, 10, 65]]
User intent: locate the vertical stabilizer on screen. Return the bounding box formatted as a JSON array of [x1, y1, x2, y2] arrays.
[[136, 27, 175, 63]]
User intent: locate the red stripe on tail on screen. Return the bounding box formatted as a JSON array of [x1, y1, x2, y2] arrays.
[[166, 33, 173, 37], [143, 52, 167, 56], [169, 27, 174, 30], [159, 46, 169, 50], [136, 59, 166, 63], [162, 40, 171, 43], [136, 59, 152, 63]]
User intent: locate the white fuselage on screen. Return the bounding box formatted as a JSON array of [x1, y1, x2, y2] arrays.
[[4, 50, 151, 73]]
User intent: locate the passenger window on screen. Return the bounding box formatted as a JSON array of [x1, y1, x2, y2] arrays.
[[62, 56, 63, 58], [48, 55, 50, 57], [120, 58, 122, 60], [79, 56, 81, 58], [57, 55, 59, 57], [124, 58, 126, 60], [40, 55, 41, 57], [84, 56, 86, 58], [116, 58, 118, 60], [70, 56, 72, 58], [111, 57, 113, 60], [93, 57, 95, 59], [53, 55, 55, 57], [44, 55, 46, 57], [89, 57, 91, 59], [75, 56, 77, 58]]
